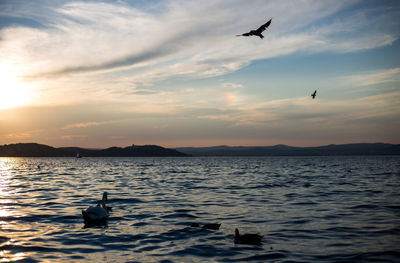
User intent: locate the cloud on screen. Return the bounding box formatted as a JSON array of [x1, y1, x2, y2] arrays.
[[193, 89, 400, 129], [341, 67, 400, 87], [60, 135, 88, 140], [0, 129, 44, 144], [62, 121, 111, 129], [222, 82, 244, 89], [128, 89, 161, 95], [1, 90, 398, 147], [2, 0, 399, 86], [1, 132, 33, 140]]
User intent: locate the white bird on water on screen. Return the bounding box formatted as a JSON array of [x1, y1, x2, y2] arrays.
[[82, 192, 110, 226]]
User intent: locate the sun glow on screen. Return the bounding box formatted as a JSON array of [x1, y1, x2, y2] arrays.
[[0, 63, 31, 109]]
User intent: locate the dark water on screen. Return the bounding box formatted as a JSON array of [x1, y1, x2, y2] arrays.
[[0, 156, 399, 262]]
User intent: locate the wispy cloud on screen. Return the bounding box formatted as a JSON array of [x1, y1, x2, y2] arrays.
[[2, 0, 398, 85], [0, 129, 43, 143], [62, 121, 111, 130], [341, 67, 400, 87], [60, 135, 88, 140], [1, 132, 33, 140], [194, 89, 400, 128], [1, 90, 398, 147], [222, 82, 244, 89]]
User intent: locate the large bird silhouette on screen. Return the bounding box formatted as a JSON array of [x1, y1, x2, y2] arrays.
[[236, 19, 272, 39]]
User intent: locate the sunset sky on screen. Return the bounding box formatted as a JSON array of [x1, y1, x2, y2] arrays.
[[1, 0, 399, 148]]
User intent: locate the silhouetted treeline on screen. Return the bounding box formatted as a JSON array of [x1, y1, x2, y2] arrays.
[[175, 143, 400, 156], [0, 143, 189, 157]]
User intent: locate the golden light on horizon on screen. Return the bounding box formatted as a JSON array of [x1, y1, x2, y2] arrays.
[[0, 63, 31, 109]]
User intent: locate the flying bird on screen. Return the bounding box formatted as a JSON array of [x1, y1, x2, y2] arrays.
[[236, 19, 272, 39], [311, 90, 317, 99]]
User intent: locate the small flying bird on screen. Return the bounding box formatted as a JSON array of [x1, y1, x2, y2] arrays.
[[311, 90, 317, 99], [236, 19, 272, 39]]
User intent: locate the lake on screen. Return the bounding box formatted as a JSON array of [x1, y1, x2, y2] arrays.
[[0, 156, 399, 262]]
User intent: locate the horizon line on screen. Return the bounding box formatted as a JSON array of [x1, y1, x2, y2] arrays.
[[1, 141, 398, 150]]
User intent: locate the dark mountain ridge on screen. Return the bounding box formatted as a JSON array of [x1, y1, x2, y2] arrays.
[[1, 142, 399, 157], [175, 143, 400, 156], [0, 143, 188, 157]]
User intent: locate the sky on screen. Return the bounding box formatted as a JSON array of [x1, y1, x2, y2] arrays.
[[0, 0, 399, 148]]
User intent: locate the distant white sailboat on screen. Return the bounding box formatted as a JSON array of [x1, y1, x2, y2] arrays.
[[76, 152, 82, 158]]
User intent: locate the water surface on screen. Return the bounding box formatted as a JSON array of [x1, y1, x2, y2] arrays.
[[0, 156, 399, 262]]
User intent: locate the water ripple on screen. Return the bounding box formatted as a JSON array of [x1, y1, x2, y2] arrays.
[[0, 156, 399, 262]]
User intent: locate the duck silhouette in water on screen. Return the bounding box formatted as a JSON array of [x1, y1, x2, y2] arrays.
[[234, 228, 262, 245], [236, 19, 272, 39], [191, 223, 221, 230]]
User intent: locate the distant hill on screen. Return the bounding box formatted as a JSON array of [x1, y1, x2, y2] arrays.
[[1, 143, 399, 157], [0, 143, 189, 157], [175, 143, 400, 156]]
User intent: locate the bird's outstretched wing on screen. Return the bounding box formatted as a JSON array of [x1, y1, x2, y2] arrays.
[[236, 32, 251, 37], [256, 19, 272, 34]]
